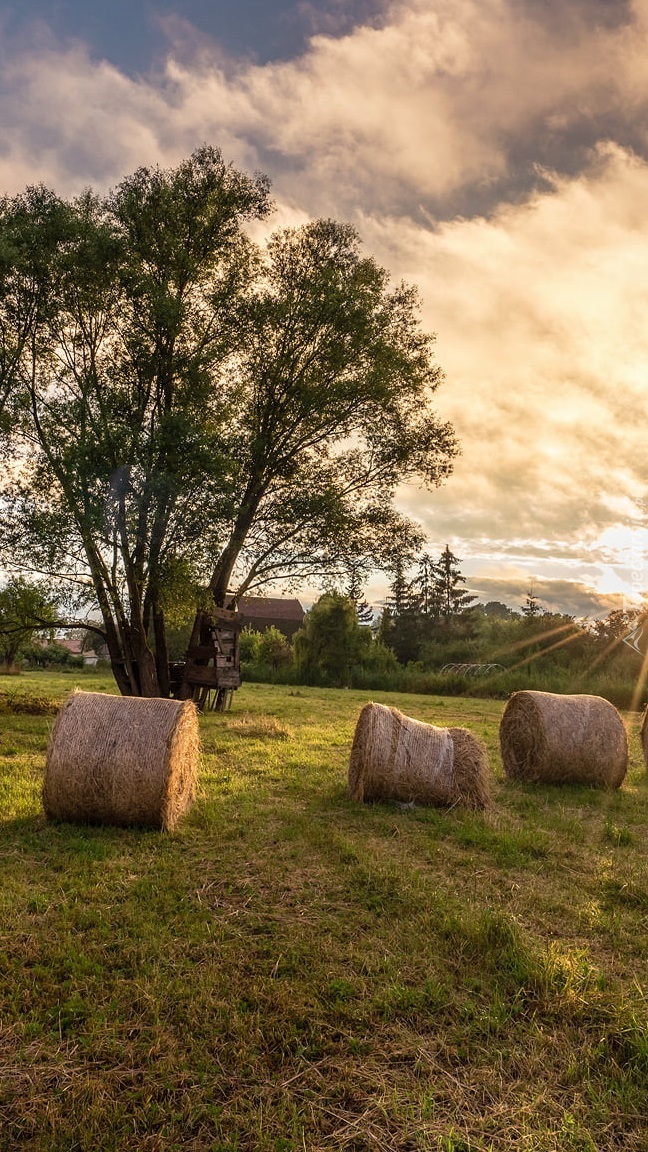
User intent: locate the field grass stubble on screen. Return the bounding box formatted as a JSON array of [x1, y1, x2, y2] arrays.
[[0, 675, 647, 1149]]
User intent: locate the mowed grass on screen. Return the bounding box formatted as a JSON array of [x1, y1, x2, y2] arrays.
[[1, 672, 648, 1150]]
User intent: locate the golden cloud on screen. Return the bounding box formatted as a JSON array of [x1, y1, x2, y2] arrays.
[[0, 0, 646, 606]]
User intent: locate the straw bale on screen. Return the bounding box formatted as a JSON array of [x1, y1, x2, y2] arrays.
[[348, 702, 490, 810], [640, 707, 648, 767], [43, 690, 200, 830], [499, 690, 627, 787]]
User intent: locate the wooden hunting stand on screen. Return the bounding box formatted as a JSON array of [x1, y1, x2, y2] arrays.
[[179, 607, 243, 711]]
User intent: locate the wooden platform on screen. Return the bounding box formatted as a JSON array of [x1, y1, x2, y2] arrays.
[[181, 608, 243, 708]]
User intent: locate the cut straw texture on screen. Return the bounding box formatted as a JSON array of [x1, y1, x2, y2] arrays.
[[500, 690, 628, 788], [43, 690, 200, 830], [349, 702, 490, 810], [640, 707, 648, 768]]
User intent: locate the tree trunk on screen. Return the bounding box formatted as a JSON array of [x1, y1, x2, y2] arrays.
[[103, 627, 135, 697], [103, 614, 162, 698], [153, 606, 171, 698]]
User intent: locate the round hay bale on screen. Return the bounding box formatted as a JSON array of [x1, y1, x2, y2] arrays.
[[348, 702, 490, 810], [43, 690, 200, 830], [641, 708, 648, 767], [499, 690, 627, 787]]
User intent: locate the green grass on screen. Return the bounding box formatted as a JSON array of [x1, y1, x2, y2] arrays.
[[1, 672, 648, 1149]]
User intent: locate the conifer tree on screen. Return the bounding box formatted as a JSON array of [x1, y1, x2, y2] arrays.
[[344, 566, 374, 625], [431, 545, 477, 622], [381, 556, 422, 663], [521, 587, 542, 617]]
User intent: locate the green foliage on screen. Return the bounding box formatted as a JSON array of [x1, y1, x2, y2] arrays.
[[295, 592, 364, 686], [258, 625, 293, 671], [380, 545, 479, 665], [239, 626, 263, 663], [482, 600, 516, 619], [235, 589, 648, 707], [381, 556, 422, 663], [239, 626, 295, 679], [0, 147, 271, 696], [20, 639, 84, 669], [344, 564, 374, 623], [431, 544, 478, 621], [0, 576, 59, 668], [0, 152, 457, 699], [521, 587, 543, 617]]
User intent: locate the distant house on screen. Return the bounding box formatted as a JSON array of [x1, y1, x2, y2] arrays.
[[45, 635, 109, 666], [238, 596, 305, 640], [53, 637, 100, 666]]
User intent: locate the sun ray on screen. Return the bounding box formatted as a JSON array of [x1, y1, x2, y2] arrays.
[[630, 642, 648, 713], [490, 620, 576, 659], [498, 627, 584, 677], [571, 628, 636, 686], [477, 625, 583, 688]]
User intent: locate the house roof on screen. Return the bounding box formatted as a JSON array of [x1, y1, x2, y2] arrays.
[[56, 637, 84, 654], [238, 596, 305, 621]]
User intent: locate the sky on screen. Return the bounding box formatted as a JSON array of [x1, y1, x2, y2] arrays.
[[1, 0, 648, 616]]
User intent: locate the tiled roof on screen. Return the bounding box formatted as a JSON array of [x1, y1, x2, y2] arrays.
[[54, 637, 84, 654], [238, 596, 305, 621]]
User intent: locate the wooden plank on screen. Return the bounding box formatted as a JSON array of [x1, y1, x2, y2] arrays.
[[187, 645, 217, 661], [185, 666, 220, 687], [186, 666, 241, 688], [204, 608, 244, 630]]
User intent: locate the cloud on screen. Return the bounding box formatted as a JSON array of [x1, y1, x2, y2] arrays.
[[381, 145, 648, 564], [0, 0, 647, 612], [144, 0, 648, 221], [468, 573, 631, 619], [1, 0, 648, 213]]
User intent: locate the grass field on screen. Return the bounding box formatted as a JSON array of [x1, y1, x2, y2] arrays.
[[1, 670, 648, 1150]]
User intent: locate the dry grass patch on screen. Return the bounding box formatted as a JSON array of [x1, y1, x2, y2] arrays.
[[0, 688, 60, 716], [221, 712, 294, 741]]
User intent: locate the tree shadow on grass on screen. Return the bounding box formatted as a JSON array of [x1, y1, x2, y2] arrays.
[[0, 810, 167, 866]]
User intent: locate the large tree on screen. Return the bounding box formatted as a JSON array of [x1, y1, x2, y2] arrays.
[[0, 149, 458, 698]]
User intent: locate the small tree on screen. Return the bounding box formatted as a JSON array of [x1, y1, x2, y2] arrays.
[[0, 578, 59, 670], [295, 592, 363, 686], [239, 627, 262, 663], [344, 565, 374, 624], [415, 553, 444, 618], [380, 555, 423, 664], [521, 588, 542, 617], [258, 626, 293, 672], [482, 600, 516, 619]]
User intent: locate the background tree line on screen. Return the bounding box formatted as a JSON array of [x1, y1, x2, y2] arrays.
[[2, 540, 646, 709], [233, 550, 648, 709]]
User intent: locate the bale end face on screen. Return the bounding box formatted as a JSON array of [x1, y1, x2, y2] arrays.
[[43, 690, 200, 830], [448, 727, 491, 810], [640, 707, 648, 768], [499, 690, 628, 788]]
